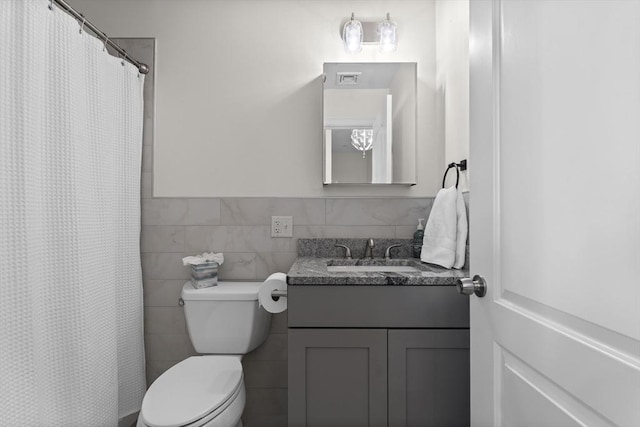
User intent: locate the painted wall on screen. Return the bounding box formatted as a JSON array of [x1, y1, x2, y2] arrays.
[[69, 0, 440, 197], [436, 0, 469, 191]]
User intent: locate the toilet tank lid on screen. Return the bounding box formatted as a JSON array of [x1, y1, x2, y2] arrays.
[[181, 281, 263, 301]]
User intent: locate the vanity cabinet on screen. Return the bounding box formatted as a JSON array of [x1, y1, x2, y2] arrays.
[[288, 285, 470, 427], [289, 329, 388, 427], [388, 329, 469, 426]]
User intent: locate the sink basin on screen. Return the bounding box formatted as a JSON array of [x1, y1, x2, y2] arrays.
[[326, 265, 421, 273]]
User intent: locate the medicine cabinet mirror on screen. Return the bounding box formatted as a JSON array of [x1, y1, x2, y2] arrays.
[[323, 62, 417, 185]]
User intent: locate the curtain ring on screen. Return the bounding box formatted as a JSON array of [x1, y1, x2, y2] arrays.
[[79, 15, 86, 34], [120, 50, 127, 66], [48, 0, 54, 11]]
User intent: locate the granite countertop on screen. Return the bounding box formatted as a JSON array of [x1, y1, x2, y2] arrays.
[[287, 257, 468, 286]]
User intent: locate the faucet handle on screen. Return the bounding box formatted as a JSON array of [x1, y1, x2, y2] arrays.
[[334, 244, 352, 259], [364, 238, 376, 259], [384, 244, 403, 260]]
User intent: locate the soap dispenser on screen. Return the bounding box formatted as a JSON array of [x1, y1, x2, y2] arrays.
[[412, 218, 425, 258]]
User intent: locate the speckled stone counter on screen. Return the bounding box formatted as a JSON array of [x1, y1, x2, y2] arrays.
[[288, 239, 467, 286], [287, 257, 466, 285]]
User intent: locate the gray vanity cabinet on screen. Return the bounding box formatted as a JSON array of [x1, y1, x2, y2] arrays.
[[288, 285, 470, 427], [288, 329, 388, 427], [388, 329, 470, 427]]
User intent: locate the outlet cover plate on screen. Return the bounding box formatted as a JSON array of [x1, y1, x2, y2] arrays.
[[271, 216, 293, 238]]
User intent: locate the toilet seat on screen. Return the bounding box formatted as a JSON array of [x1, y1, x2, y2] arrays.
[[140, 356, 243, 427]]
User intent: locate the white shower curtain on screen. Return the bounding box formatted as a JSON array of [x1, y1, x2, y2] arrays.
[[0, 1, 146, 425]]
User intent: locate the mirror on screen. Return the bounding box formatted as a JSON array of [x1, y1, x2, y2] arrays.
[[323, 62, 417, 185]]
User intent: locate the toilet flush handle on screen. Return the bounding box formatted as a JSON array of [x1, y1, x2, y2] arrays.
[[178, 297, 185, 306]]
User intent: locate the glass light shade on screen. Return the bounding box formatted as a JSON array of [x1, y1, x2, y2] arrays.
[[343, 19, 363, 54], [351, 129, 374, 158], [378, 18, 397, 53]]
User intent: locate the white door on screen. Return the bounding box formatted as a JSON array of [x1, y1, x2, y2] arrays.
[[468, 1, 640, 426]]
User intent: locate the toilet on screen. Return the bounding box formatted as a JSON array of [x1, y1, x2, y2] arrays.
[[137, 281, 272, 427]]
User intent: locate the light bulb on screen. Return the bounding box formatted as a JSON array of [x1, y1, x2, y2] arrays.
[[343, 17, 363, 54], [378, 15, 397, 53]]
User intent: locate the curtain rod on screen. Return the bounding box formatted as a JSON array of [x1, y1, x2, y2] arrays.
[[51, 0, 150, 75]]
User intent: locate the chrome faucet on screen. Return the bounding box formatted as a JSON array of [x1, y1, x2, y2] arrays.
[[364, 238, 375, 259], [384, 244, 402, 260], [334, 244, 352, 259]]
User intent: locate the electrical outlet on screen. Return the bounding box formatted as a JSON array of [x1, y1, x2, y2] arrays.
[[271, 216, 293, 238]]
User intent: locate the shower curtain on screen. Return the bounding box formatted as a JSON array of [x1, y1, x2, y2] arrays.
[[0, 1, 146, 425]]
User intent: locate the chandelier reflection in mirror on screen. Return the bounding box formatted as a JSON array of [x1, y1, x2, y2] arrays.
[[351, 129, 374, 158]]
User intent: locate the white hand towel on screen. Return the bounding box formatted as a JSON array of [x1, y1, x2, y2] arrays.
[[421, 186, 458, 268], [453, 189, 468, 269]]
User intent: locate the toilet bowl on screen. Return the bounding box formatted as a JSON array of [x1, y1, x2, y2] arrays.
[[137, 356, 245, 427], [137, 281, 273, 427]]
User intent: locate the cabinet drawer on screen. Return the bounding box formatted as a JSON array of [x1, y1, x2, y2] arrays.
[[288, 285, 469, 328]]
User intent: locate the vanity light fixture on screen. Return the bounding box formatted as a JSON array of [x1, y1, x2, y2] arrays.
[[351, 129, 374, 158], [341, 12, 397, 54], [342, 13, 363, 54], [378, 13, 397, 53]]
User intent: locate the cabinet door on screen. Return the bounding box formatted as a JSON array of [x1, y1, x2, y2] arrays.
[[289, 329, 387, 427], [388, 329, 469, 427]]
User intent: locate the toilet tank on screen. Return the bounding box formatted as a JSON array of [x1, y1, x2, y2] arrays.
[[181, 281, 272, 354]]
